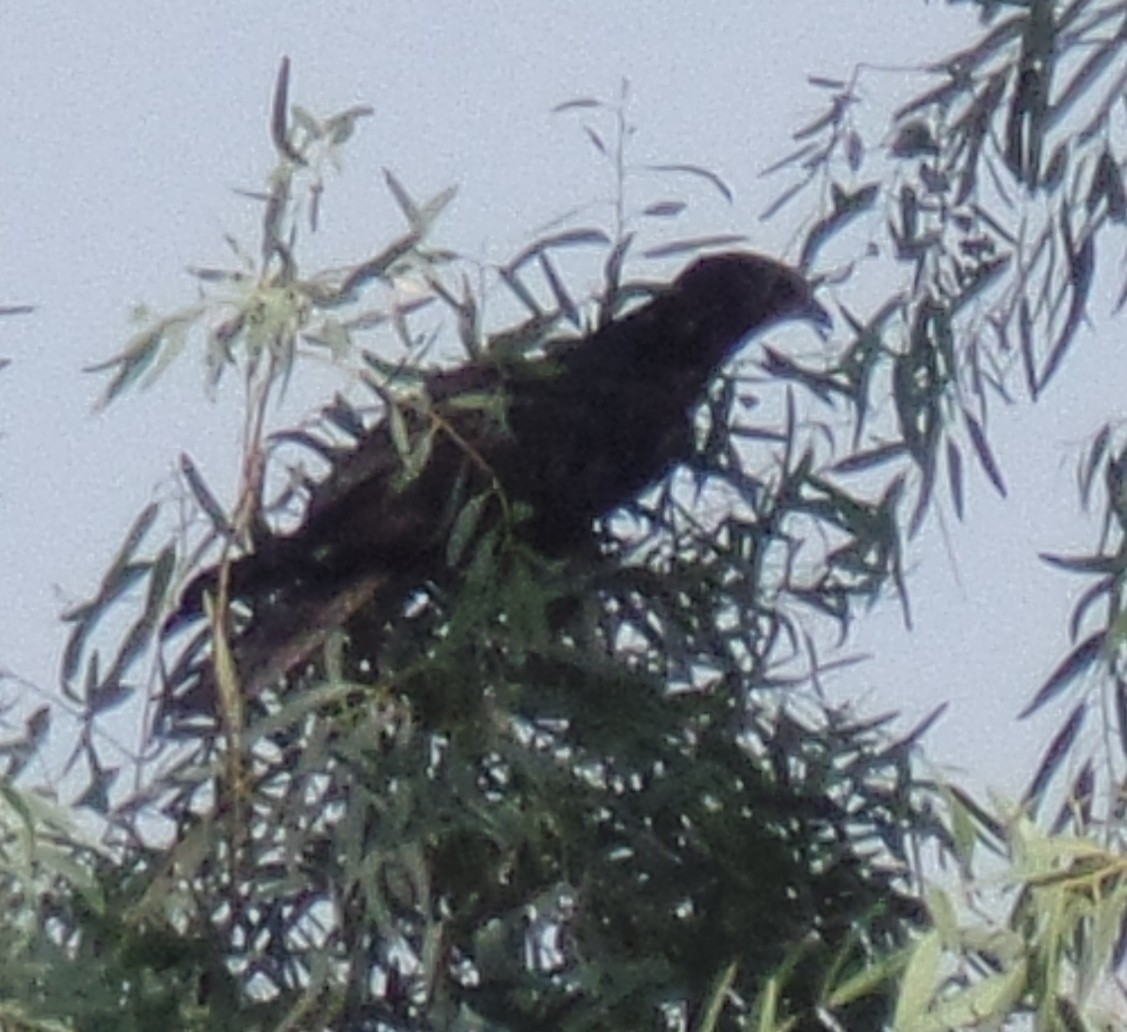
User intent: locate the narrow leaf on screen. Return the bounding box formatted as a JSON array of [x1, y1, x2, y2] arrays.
[[642, 200, 687, 218], [180, 454, 230, 534], [1079, 424, 1110, 506], [946, 439, 964, 519], [1020, 632, 1104, 719], [584, 126, 607, 156], [964, 410, 1007, 496], [447, 492, 492, 567], [270, 57, 305, 165], [759, 141, 821, 177], [1024, 701, 1087, 807], [551, 97, 601, 113], [1037, 218, 1094, 397], [1018, 297, 1036, 398], [647, 163, 733, 203], [1038, 552, 1121, 575], [1068, 576, 1113, 643], [831, 442, 908, 474], [643, 234, 747, 259], [383, 168, 421, 227]]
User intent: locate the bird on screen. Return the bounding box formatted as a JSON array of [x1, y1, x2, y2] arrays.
[[163, 251, 829, 720]]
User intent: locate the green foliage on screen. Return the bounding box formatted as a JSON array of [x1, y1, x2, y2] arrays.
[[9, 2, 1127, 1027], [766, 0, 1127, 839], [29, 60, 937, 1031], [884, 799, 1127, 1031]]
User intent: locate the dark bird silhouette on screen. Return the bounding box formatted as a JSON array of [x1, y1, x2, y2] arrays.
[[164, 252, 828, 715]]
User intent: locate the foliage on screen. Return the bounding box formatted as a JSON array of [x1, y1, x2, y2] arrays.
[[761, 0, 1127, 1024], [39, 59, 937, 1031], [891, 797, 1127, 1031], [6, 0, 1127, 1027]]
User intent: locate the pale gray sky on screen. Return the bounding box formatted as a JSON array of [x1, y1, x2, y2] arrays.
[[0, 2, 1103, 800]]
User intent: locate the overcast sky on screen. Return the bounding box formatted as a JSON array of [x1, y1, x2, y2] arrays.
[[0, 2, 1111, 802]]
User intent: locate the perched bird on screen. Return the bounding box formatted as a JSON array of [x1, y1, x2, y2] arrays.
[[164, 252, 828, 716]]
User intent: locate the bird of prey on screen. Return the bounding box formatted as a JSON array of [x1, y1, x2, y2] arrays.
[[164, 251, 828, 718]]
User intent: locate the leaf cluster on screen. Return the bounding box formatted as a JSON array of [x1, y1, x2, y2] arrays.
[[9, 64, 963, 1031], [21, 9, 1127, 1022]]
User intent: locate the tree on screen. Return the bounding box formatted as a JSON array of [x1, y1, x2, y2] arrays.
[[21, 60, 933, 1031], [5, 2, 1127, 1028], [752, 0, 1127, 1024]]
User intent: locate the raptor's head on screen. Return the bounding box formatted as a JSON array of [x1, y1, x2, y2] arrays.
[[670, 252, 830, 350]]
